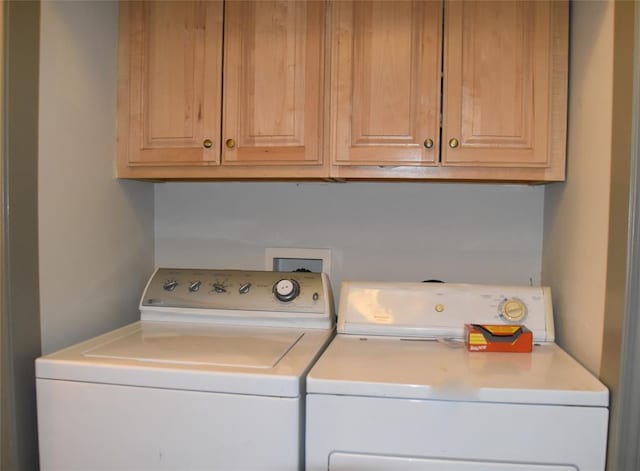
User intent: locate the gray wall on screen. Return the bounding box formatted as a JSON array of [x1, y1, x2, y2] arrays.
[[155, 181, 544, 302], [38, 0, 154, 355]]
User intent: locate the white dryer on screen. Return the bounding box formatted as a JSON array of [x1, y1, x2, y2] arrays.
[[306, 281, 609, 471], [36, 268, 334, 471]]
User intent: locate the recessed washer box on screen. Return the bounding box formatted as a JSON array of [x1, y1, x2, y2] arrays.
[[265, 248, 332, 278]]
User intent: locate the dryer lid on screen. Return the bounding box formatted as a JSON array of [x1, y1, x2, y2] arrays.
[[306, 336, 609, 407]]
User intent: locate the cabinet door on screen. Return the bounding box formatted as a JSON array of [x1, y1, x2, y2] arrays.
[[222, 1, 325, 166], [117, 1, 223, 170], [330, 1, 442, 169], [442, 1, 567, 177]]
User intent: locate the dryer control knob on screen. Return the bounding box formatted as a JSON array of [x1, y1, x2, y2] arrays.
[[499, 298, 527, 323], [273, 279, 300, 302]]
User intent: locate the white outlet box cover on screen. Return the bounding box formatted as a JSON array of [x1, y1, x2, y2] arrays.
[[265, 248, 332, 278]]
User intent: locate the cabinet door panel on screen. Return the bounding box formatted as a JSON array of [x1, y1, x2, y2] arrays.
[[222, 1, 324, 165], [443, 1, 556, 168], [331, 1, 441, 167], [119, 1, 223, 167]]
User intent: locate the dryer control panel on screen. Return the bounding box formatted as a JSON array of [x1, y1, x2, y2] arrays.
[[338, 282, 554, 342], [140, 268, 334, 329]]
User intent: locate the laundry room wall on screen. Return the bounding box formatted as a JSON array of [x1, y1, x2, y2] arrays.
[[542, 2, 637, 468], [543, 0, 626, 382], [38, 1, 154, 354], [155, 181, 545, 303]]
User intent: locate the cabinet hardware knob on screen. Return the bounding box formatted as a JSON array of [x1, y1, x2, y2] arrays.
[[448, 138, 459, 149], [225, 138, 236, 149], [423, 138, 434, 149], [203, 139, 213, 149]]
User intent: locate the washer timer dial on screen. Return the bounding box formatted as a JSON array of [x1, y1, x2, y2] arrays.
[[273, 279, 300, 302], [499, 298, 527, 323]]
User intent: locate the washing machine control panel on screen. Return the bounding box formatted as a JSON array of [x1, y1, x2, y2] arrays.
[[140, 268, 334, 328]]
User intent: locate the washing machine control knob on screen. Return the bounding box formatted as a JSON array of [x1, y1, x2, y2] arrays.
[[499, 298, 527, 323], [239, 282, 252, 294], [163, 279, 178, 291], [212, 283, 227, 294], [273, 279, 300, 302], [188, 281, 202, 292]]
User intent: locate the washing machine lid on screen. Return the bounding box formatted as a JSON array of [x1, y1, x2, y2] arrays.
[[82, 322, 301, 368], [306, 335, 609, 407], [36, 321, 334, 397]]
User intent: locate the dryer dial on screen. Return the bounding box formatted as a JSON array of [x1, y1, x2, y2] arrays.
[[499, 298, 527, 323]]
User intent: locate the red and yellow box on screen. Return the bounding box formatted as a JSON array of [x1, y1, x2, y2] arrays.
[[464, 324, 533, 353]]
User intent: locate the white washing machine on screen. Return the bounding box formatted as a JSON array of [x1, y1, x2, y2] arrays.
[[306, 281, 609, 470], [36, 268, 335, 471]]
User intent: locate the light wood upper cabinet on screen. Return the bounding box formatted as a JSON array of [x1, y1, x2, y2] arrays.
[[330, 1, 442, 167], [332, 0, 568, 181], [222, 1, 325, 167], [117, 1, 223, 172], [117, 0, 326, 179], [442, 1, 567, 179], [117, 0, 568, 182]]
